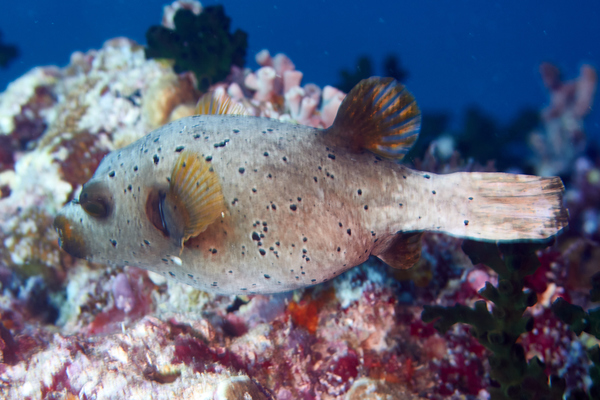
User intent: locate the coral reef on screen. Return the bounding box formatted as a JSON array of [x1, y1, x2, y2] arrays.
[[0, 2, 598, 398], [422, 241, 568, 399]]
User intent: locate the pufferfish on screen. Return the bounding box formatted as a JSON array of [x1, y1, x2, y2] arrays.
[[54, 78, 568, 295]]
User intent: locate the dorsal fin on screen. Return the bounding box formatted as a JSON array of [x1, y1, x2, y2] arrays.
[[326, 77, 421, 160], [160, 151, 226, 248], [196, 90, 250, 116]]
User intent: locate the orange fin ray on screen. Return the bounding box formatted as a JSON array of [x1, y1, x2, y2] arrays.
[[196, 91, 250, 116], [326, 77, 421, 160], [169, 151, 226, 242]]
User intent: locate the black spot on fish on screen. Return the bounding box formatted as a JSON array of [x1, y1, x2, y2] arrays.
[[252, 232, 260, 241], [153, 155, 159, 165], [239, 167, 245, 174], [399, 203, 403, 207], [267, 173, 272, 178], [252, 188, 257, 193], [188, 274, 194, 278], [169, 271, 175, 277], [133, 166, 138, 171], [275, 241, 280, 246], [154, 137, 160, 143], [175, 146, 185, 152], [339, 222, 342, 227], [364, 205, 368, 210], [109, 239, 117, 247], [214, 139, 230, 148], [464, 220, 469, 226], [468, 197, 473, 200], [303, 237, 307, 242], [313, 177, 318, 182], [424, 174, 431, 179], [297, 197, 302, 201], [259, 248, 266, 256], [193, 134, 201, 139], [271, 204, 277, 210], [267, 128, 273, 132], [127, 185, 132, 191], [311, 279, 316, 282], [328, 154, 336, 160], [228, 270, 233, 274], [432, 190, 436, 194], [233, 129, 240, 133], [263, 227, 268, 232], [357, 189, 362, 195], [282, 156, 287, 162], [290, 204, 297, 211], [337, 247, 341, 252], [231, 198, 238, 205], [347, 229, 352, 235], [205, 155, 212, 162], [108, 171, 115, 177], [302, 249, 307, 254], [264, 274, 270, 279], [143, 240, 150, 245], [263, 152, 269, 157]]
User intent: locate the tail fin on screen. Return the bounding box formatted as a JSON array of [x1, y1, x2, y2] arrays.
[[408, 171, 569, 241]]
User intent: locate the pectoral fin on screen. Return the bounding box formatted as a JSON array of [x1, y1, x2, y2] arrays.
[[372, 231, 423, 270]]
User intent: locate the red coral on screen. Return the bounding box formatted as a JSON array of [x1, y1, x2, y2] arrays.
[[41, 363, 76, 398], [11, 86, 55, 149], [332, 351, 359, 382], [172, 337, 245, 374], [55, 131, 110, 187], [85, 268, 155, 335], [287, 289, 335, 334]]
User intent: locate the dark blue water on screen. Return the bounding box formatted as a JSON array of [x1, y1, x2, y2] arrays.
[[1, 0, 598, 134]]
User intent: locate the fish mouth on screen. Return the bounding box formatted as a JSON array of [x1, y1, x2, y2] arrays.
[[54, 213, 88, 259]]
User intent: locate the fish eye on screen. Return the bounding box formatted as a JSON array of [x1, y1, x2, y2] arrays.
[[146, 189, 169, 236], [79, 181, 111, 219], [82, 200, 108, 218]]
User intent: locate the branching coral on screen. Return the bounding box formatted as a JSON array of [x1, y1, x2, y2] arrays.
[[145, 5, 248, 92]]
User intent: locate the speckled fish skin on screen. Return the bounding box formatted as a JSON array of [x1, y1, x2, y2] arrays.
[[54, 79, 568, 295]]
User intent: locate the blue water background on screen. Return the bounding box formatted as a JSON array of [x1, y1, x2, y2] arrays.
[[1, 0, 598, 136]]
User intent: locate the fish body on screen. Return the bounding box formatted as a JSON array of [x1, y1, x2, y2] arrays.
[[54, 78, 568, 294]]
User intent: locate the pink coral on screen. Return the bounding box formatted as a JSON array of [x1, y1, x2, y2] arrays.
[[231, 50, 345, 127], [530, 62, 598, 176]]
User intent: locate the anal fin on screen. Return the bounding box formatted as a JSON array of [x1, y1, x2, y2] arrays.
[[372, 232, 423, 270]]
